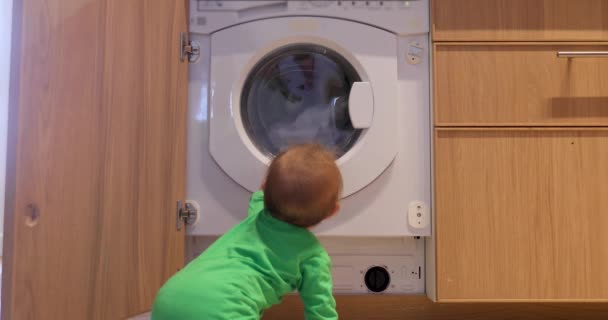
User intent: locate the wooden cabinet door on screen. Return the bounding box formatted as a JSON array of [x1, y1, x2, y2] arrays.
[[432, 0, 608, 41], [434, 44, 608, 127], [435, 129, 608, 301], [2, 0, 187, 319]]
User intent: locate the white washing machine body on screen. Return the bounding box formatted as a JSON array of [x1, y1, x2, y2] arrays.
[[187, 0, 431, 237]]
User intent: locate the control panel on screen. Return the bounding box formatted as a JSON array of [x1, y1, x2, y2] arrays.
[[307, 0, 419, 9], [190, 0, 429, 35], [196, 1, 420, 10]]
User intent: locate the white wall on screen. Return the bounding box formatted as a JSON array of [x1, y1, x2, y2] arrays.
[[0, 0, 14, 255]]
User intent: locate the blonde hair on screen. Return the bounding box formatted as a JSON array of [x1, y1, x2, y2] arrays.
[[264, 144, 342, 228]]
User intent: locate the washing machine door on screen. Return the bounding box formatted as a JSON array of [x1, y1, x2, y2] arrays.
[[209, 17, 398, 197]]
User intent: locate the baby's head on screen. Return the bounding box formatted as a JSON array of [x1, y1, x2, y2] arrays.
[[264, 143, 342, 228]]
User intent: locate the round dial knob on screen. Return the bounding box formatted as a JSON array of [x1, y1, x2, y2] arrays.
[[364, 266, 391, 293]]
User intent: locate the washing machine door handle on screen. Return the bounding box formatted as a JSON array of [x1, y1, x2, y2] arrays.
[[348, 82, 374, 129]]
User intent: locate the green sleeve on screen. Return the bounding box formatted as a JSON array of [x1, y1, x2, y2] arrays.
[[298, 253, 338, 320], [247, 190, 265, 216]]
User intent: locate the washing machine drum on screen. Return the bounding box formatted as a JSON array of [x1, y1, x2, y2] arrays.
[[241, 44, 363, 158], [208, 18, 399, 197]]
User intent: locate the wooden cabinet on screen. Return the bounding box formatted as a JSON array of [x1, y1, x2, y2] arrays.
[[435, 129, 608, 301], [434, 44, 608, 126], [3, 0, 188, 319], [432, 0, 608, 302], [432, 0, 608, 41]]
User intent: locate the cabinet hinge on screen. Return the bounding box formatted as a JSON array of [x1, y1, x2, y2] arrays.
[[180, 32, 200, 63], [177, 200, 198, 231]]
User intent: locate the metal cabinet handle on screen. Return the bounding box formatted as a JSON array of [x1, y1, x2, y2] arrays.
[[557, 51, 608, 58]]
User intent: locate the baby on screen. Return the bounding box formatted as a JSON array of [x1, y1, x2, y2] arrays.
[[152, 143, 341, 319]]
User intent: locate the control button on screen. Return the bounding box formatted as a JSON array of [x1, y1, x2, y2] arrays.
[[408, 200, 429, 228], [364, 266, 391, 293], [351, 1, 365, 8], [197, 0, 210, 11], [409, 47, 423, 56], [406, 41, 424, 65], [368, 0, 382, 9], [196, 16, 206, 26]]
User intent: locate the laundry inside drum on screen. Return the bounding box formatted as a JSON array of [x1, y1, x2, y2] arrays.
[[241, 44, 363, 158]]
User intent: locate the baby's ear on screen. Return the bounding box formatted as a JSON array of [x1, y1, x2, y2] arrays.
[[328, 202, 340, 218], [260, 180, 266, 190]]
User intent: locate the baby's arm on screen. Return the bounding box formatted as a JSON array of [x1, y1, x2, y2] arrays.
[[298, 253, 338, 320]]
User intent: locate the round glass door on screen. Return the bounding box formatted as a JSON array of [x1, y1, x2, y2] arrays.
[[241, 44, 362, 158]]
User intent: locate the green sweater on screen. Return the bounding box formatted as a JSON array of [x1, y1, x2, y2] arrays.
[[151, 191, 337, 320]]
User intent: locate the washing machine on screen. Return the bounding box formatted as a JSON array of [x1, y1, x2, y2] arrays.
[[187, 0, 430, 294]]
